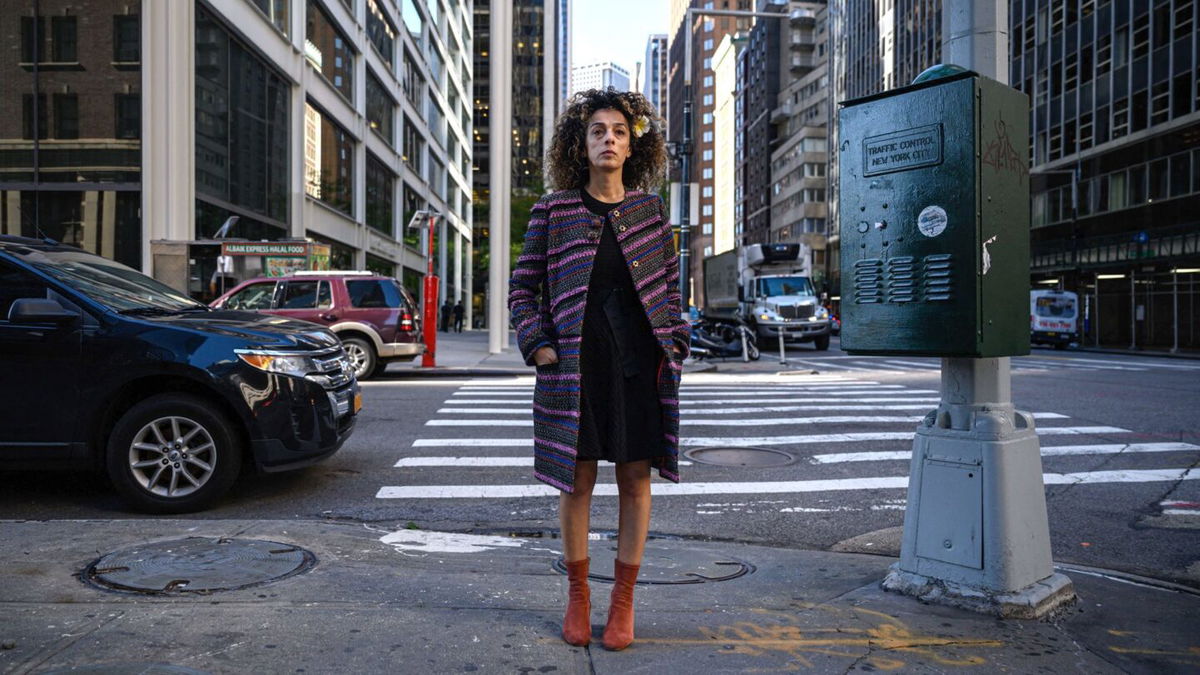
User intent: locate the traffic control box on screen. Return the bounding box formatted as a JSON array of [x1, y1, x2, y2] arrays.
[[838, 70, 1031, 357]]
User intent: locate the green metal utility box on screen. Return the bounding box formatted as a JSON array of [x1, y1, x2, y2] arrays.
[[838, 71, 1031, 357]]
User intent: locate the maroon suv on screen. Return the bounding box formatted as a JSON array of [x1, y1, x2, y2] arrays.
[[212, 272, 423, 379]]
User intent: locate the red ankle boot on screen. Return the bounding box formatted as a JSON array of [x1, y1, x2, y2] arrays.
[[602, 559, 640, 650], [562, 558, 591, 646]]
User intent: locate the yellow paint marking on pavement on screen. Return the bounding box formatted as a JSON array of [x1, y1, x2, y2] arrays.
[[637, 605, 1002, 671]]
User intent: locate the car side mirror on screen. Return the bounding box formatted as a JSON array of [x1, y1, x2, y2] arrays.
[[8, 298, 79, 325]]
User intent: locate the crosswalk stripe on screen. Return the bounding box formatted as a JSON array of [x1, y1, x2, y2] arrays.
[[882, 359, 942, 369], [409, 425, 1131, 448], [782, 359, 876, 372], [810, 442, 1200, 464], [429, 413, 1071, 427], [681, 426, 1130, 446], [394, 456, 693, 467], [1046, 356, 1200, 371], [435, 406, 1070, 417], [446, 396, 945, 405], [375, 467, 1198, 499]]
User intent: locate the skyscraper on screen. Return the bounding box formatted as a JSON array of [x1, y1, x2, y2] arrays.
[[570, 62, 631, 95], [643, 34, 669, 118]]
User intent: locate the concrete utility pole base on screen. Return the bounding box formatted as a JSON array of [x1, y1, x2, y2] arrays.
[[881, 357, 1076, 619], [882, 566, 1076, 620]]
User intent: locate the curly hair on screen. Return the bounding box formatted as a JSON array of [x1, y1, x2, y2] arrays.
[[545, 88, 667, 192]]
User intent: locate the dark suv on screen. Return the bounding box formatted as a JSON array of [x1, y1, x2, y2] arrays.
[[212, 272, 423, 379], [0, 236, 360, 513]]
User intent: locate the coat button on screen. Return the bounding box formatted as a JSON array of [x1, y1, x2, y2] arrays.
[[589, 231, 599, 239], [632, 260, 640, 268], [618, 225, 627, 232], [612, 210, 621, 218]]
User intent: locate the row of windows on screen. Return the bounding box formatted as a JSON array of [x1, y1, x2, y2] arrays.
[[1033, 147, 1200, 227], [20, 13, 139, 63]]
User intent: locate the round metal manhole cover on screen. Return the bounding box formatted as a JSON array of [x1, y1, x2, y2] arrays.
[[684, 446, 796, 467], [553, 546, 754, 585], [83, 537, 315, 595]]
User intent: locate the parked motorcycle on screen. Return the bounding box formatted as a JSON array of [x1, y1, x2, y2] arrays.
[[690, 317, 761, 361]]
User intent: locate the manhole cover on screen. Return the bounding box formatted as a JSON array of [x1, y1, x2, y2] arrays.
[[684, 446, 796, 467], [83, 537, 315, 595], [553, 545, 754, 585]]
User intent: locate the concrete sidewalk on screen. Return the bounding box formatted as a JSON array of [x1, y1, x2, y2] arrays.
[[1, 518, 1197, 673]]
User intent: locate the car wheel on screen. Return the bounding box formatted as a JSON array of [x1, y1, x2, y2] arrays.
[[814, 334, 831, 351], [342, 336, 377, 380], [106, 394, 241, 514]]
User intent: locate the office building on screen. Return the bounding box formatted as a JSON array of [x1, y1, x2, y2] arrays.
[[712, 33, 743, 257], [570, 61, 631, 95], [2, 0, 473, 310], [767, 4, 830, 288], [643, 34, 669, 118], [667, 0, 752, 306]]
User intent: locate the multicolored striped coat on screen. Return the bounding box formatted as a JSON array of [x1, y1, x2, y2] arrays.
[[508, 189, 690, 492]]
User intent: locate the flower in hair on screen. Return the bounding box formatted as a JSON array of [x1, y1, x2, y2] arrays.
[[632, 115, 650, 138]]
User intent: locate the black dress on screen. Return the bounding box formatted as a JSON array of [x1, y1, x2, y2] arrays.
[[575, 190, 668, 464]]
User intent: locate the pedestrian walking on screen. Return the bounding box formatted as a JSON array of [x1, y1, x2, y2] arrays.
[[440, 299, 452, 332], [453, 300, 464, 332], [508, 88, 689, 651]]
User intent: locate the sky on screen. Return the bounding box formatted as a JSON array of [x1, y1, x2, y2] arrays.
[[570, 0, 671, 89]]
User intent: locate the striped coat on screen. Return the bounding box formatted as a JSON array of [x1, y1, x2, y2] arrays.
[[508, 189, 690, 492]]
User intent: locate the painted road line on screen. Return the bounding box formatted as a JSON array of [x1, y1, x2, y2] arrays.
[[409, 425, 1134, 448], [1160, 500, 1200, 516], [1041, 356, 1200, 371], [783, 360, 877, 372], [681, 426, 1131, 446], [428, 413, 1071, 428], [437, 404, 943, 415], [882, 359, 943, 370], [445, 396, 945, 405], [810, 442, 1200, 464], [376, 467, 1198, 499], [394, 456, 693, 467]]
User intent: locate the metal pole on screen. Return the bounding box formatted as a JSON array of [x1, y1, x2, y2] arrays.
[[777, 332, 786, 365], [488, 0, 513, 354], [1172, 271, 1179, 353], [1095, 274, 1101, 347], [1130, 271, 1136, 350]]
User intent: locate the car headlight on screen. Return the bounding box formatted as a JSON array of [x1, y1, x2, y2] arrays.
[[236, 350, 320, 378], [816, 307, 829, 320]]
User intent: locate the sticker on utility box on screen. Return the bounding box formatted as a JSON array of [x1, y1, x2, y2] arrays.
[[862, 124, 943, 176], [917, 205, 948, 237]]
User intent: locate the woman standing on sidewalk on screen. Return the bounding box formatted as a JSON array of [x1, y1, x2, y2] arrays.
[[508, 88, 690, 650]]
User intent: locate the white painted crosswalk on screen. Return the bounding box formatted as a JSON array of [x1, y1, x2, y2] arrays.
[[377, 374, 1200, 504], [782, 353, 1200, 374]]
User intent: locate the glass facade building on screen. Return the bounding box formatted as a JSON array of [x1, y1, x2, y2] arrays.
[[5, 0, 473, 313]]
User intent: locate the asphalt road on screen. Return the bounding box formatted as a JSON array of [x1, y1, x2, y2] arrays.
[[4, 341, 1199, 588]]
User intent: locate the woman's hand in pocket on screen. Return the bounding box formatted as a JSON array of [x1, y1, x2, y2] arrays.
[[533, 346, 559, 366]]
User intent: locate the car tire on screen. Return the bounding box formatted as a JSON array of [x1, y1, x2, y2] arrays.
[[342, 336, 377, 380], [106, 394, 242, 514], [814, 334, 831, 351]]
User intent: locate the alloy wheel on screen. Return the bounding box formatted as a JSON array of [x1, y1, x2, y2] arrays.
[[127, 416, 217, 498]]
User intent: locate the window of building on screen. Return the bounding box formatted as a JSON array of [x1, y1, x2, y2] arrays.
[[702, 223, 712, 235], [196, 6, 290, 224], [20, 17, 44, 63], [702, 168, 713, 179], [403, 115, 425, 174], [702, 186, 713, 197], [22, 94, 47, 140], [113, 15, 140, 62], [402, 182, 423, 247], [249, 0, 288, 35], [366, 69, 395, 144], [401, 0, 424, 47], [304, 102, 355, 215], [1170, 152, 1191, 197], [702, 149, 713, 161], [703, 75, 713, 87], [402, 50, 425, 108], [703, 57, 711, 69], [702, 112, 713, 125], [703, 130, 713, 143], [50, 16, 77, 62], [703, 38, 713, 50], [53, 94, 78, 140], [703, 245, 713, 257], [1107, 171, 1127, 210], [306, 0, 355, 102], [367, 0, 397, 67], [366, 153, 395, 236], [702, 204, 713, 216], [115, 94, 140, 139]]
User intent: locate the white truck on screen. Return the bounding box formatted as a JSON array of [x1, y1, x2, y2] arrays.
[[702, 243, 832, 350]]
